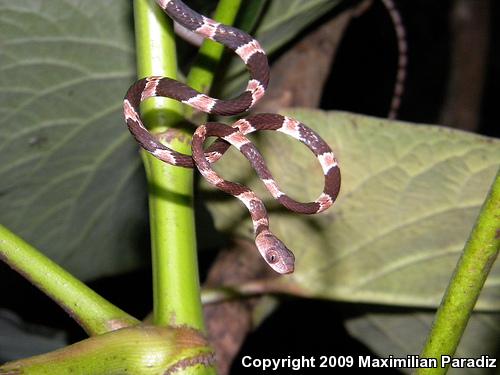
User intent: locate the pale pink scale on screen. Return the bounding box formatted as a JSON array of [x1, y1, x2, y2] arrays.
[[237, 191, 257, 208], [277, 117, 301, 139], [202, 169, 224, 185], [123, 99, 139, 122], [235, 40, 264, 63], [317, 152, 338, 174], [246, 79, 266, 106], [317, 192, 333, 212], [141, 78, 160, 101], [183, 94, 217, 113], [263, 179, 283, 198], [152, 148, 176, 164], [235, 119, 255, 134], [194, 125, 207, 138], [156, 0, 172, 9], [206, 151, 221, 163], [195, 16, 220, 39], [224, 131, 250, 150]]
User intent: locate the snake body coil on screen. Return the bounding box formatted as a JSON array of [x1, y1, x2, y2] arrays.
[[124, 0, 341, 274]]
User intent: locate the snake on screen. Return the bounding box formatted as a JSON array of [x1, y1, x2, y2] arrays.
[[123, 0, 341, 274]]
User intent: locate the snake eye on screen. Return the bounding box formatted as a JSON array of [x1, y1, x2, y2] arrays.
[[266, 250, 278, 264]]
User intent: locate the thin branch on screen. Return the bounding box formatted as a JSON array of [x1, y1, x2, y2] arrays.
[[417, 168, 500, 374], [0, 225, 139, 336]]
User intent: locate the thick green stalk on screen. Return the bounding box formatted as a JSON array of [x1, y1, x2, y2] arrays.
[[0, 225, 139, 336], [417, 169, 500, 374], [0, 325, 214, 375], [133, 0, 203, 330]]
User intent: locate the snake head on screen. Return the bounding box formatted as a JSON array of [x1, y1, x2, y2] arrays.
[[255, 231, 295, 274]]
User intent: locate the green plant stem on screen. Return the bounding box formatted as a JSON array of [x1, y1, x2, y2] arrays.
[[0, 225, 139, 336], [0, 325, 214, 375], [417, 168, 500, 374], [185, 0, 242, 121], [133, 0, 203, 330]]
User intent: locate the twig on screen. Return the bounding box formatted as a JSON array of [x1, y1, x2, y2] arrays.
[[0, 225, 139, 336], [417, 168, 500, 374]]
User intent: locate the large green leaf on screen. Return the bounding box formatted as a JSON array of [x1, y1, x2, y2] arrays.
[[0, 0, 142, 280], [345, 312, 500, 374], [203, 110, 500, 310]]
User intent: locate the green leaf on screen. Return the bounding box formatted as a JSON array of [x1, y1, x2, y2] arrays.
[[345, 312, 500, 374], [202, 109, 500, 310], [0, 0, 142, 280]]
